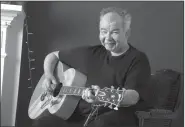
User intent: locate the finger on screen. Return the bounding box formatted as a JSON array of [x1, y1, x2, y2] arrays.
[[52, 78, 57, 84], [46, 81, 55, 92], [84, 88, 89, 98], [91, 85, 100, 90], [42, 80, 46, 89], [91, 85, 100, 96], [51, 83, 57, 90], [87, 90, 93, 98], [42, 80, 49, 90], [82, 88, 89, 100], [82, 90, 85, 99], [82, 88, 95, 103], [86, 99, 93, 103], [86, 89, 92, 100], [86, 96, 94, 103]]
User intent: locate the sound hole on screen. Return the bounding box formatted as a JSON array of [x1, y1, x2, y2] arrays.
[[53, 83, 63, 97]]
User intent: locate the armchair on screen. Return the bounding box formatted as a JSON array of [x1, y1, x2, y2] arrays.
[[135, 69, 183, 127]]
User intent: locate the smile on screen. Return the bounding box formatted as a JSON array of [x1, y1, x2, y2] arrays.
[[104, 42, 116, 44]]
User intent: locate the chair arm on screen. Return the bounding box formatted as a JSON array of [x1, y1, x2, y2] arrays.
[[135, 109, 178, 127], [135, 109, 178, 119]]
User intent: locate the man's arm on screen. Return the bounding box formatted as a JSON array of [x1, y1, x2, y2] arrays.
[[44, 51, 59, 76], [43, 51, 60, 90], [119, 53, 151, 107], [119, 89, 140, 107]]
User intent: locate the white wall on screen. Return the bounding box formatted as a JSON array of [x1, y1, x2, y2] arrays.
[[1, 10, 25, 126]]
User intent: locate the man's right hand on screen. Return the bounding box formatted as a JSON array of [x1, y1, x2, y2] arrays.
[[43, 51, 59, 92], [42, 74, 58, 92]]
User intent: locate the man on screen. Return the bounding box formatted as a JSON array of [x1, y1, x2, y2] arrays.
[[33, 7, 151, 127]]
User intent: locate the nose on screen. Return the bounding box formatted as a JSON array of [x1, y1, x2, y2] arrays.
[[105, 32, 112, 41]]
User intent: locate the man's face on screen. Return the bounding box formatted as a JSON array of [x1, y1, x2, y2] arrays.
[[99, 12, 128, 53]]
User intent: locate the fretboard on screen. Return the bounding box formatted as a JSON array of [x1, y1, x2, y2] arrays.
[[59, 86, 86, 96]]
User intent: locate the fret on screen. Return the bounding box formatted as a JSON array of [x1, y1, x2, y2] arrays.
[[68, 87, 71, 93], [70, 87, 75, 94], [78, 88, 82, 95], [72, 87, 78, 95], [74, 88, 79, 95], [69, 87, 73, 93], [60, 86, 85, 96], [74, 87, 84, 96], [73, 87, 82, 96], [79, 89, 83, 95], [73, 88, 77, 94], [64, 87, 67, 93], [64, 87, 69, 94], [76, 88, 80, 95]]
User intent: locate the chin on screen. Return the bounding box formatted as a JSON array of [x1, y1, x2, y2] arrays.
[[105, 45, 116, 51], [105, 47, 116, 52]]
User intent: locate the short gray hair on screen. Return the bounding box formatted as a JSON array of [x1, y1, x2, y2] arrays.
[[100, 7, 132, 29]]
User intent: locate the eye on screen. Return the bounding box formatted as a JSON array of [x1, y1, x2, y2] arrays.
[[112, 31, 119, 34], [100, 30, 107, 35]]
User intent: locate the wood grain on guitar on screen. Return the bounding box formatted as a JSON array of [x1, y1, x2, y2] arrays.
[[28, 62, 125, 120]]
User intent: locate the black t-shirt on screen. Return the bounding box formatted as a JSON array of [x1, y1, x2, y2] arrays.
[[59, 44, 151, 117]]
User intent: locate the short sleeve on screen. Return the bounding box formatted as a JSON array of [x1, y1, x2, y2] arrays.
[[124, 53, 151, 102], [58, 46, 90, 70]]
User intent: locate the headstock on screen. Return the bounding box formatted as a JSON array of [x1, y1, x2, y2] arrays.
[[96, 86, 125, 110]]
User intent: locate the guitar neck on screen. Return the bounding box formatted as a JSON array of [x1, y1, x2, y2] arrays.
[[60, 86, 86, 96]]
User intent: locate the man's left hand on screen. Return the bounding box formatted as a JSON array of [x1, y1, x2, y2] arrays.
[[82, 85, 100, 103]]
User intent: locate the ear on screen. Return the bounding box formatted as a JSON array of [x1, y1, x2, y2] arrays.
[[125, 28, 131, 39]]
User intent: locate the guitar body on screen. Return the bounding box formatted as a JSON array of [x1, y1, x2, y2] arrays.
[[28, 61, 87, 120]]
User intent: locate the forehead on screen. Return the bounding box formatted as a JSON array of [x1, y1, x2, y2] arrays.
[[100, 12, 123, 29]]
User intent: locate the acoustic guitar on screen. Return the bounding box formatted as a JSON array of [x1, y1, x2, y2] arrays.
[[28, 61, 125, 120]]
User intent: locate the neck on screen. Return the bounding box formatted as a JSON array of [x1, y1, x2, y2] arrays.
[[60, 86, 86, 96], [111, 43, 129, 56]]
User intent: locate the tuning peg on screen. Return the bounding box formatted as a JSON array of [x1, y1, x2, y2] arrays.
[[114, 106, 118, 110], [108, 104, 113, 109]]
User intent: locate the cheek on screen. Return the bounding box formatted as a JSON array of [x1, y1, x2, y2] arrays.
[[99, 34, 104, 42], [112, 35, 120, 42]]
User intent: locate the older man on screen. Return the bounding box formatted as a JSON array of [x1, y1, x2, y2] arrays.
[[33, 7, 151, 127]]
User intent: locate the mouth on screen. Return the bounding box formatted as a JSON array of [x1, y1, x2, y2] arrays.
[[104, 42, 115, 44], [104, 39, 116, 44], [104, 42, 116, 45], [102, 39, 117, 50], [104, 42, 116, 49]]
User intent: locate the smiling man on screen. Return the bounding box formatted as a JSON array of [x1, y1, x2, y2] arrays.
[[99, 9, 130, 56], [33, 7, 151, 127]]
